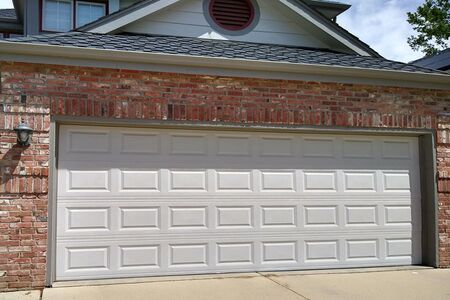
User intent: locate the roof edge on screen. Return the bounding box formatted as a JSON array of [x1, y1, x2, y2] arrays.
[[0, 41, 448, 88]]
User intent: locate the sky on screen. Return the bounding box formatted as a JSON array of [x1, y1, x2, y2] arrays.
[[0, 0, 427, 62], [337, 0, 425, 62]]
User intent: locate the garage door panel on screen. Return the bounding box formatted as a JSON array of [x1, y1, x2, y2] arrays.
[[66, 129, 111, 154], [59, 169, 415, 197], [58, 204, 417, 239], [120, 207, 160, 230], [56, 201, 415, 238], [120, 131, 161, 155], [259, 136, 295, 157], [56, 234, 415, 280], [120, 170, 160, 191], [57, 126, 421, 280], [66, 207, 110, 231]]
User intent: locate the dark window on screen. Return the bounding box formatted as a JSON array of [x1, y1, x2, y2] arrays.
[[209, 0, 255, 31], [41, 0, 107, 32]]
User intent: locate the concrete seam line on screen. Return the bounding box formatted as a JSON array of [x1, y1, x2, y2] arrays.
[[257, 272, 311, 300], [52, 273, 261, 288], [259, 266, 433, 277]]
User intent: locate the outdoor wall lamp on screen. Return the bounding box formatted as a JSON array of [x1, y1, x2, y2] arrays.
[[14, 123, 33, 146]]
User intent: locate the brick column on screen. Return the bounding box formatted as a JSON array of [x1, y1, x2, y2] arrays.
[[437, 113, 450, 268], [0, 95, 50, 291]]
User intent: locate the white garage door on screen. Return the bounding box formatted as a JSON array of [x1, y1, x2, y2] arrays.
[[56, 125, 422, 280]]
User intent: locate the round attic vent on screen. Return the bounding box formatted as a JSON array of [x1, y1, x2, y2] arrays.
[[209, 0, 256, 31]]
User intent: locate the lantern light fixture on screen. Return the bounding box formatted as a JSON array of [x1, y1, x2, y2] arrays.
[[14, 123, 33, 146]]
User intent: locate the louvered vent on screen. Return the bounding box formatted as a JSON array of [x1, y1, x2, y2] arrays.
[[209, 0, 255, 31]]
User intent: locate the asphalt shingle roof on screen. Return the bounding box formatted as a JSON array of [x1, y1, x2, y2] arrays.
[[0, 9, 17, 20], [4, 32, 445, 74]]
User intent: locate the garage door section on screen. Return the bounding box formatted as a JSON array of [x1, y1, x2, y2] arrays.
[[56, 125, 421, 280]]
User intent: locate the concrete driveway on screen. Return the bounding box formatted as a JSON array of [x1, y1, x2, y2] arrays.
[[39, 268, 450, 300]]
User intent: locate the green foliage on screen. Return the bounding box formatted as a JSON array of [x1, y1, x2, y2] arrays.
[[407, 0, 450, 56]]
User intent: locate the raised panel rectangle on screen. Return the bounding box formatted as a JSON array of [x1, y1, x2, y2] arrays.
[[120, 246, 159, 268], [345, 206, 377, 225], [217, 136, 251, 156], [68, 170, 109, 191], [121, 171, 159, 191], [170, 207, 207, 228], [67, 247, 109, 270], [170, 171, 207, 191], [344, 172, 376, 191], [303, 138, 334, 157], [121, 133, 160, 154], [263, 242, 297, 263], [386, 239, 411, 258], [305, 241, 338, 262], [385, 206, 411, 224], [383, 173, 410, 191], [68, 131, 109, 153], [346, 240, 378, 260], [171, 135, 206, 155], [261, 172, 295, 191], [343, 140, 373, 158], [120, 208, 159, 229], [304, 172, 336, 191], [382, 141, 411, 159], [170, 244, 207, 266], [217, 207, 252, 227], [217, 243, 253, 264], [262, 207, 296, 227], [217, 172, 252, 191], [67, 208, 109, 230], [260, 137, 294, 156], [305, 206, 337, 226]]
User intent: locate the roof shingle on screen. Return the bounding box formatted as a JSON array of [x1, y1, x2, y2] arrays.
[[0, 8, 16, 20], [4, 32, 446, 74]]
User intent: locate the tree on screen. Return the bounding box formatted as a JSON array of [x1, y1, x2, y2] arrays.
[[407, 0, 450, 56]]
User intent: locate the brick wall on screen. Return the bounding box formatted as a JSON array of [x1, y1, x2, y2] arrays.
[[437, 114, 450, 267], [0, 61, 449, 291], [0, 94, 50, 291]]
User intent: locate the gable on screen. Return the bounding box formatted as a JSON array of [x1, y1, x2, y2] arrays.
[[121, 0, 345, 51], [81, 0, 379, 57]]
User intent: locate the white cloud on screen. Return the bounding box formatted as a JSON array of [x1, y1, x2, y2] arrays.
[[337, 0, 425, 62], [0, 0, 13, 9]]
